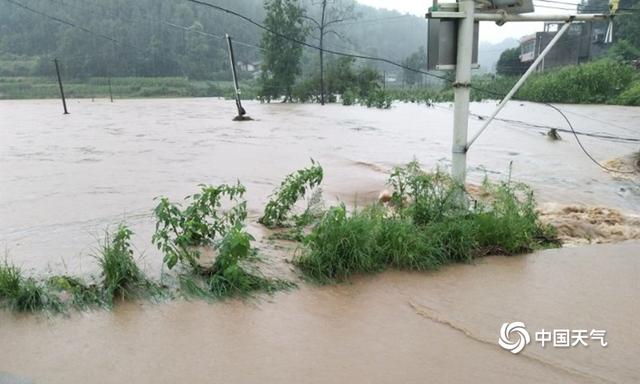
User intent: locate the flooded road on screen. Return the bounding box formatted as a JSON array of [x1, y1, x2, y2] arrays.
[[1, 241, 638, 383], [1, 98, 639, 383], [0, 98, 638, 276]]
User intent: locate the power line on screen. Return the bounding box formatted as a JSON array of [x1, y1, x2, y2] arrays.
[[534, 3, 577, 10], [2, 0, 139, 50], [180, 0, 638, 175], [43, 0, 226, 41], [535, 0, 580, 5], [335, 14, 416, 27], [544, 103, 638, 174], [181, 0, 453, 82]]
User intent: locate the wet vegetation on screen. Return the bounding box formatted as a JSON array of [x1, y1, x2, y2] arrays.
[[0, 224, 157, 312], [294, 161, 558, 283], [1, 162, 559, 313], [98, 225, 157, 305], [153, 183, 248, 271], [260, 161, 323, 228], [179, 225, 294, 300], [153, 183, 294, 300], [0, 262, 59, 312]]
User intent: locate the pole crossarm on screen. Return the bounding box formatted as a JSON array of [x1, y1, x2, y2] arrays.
[[427, 11, 611, 23], [425, 2, 613, 189], [474, 13, 610, 22]]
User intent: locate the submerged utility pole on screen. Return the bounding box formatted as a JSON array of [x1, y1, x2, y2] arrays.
[[225, 33, 248, 120], [108, 76, 114, 103], [54, 58, 69, 115], [426, 0, 613, 188]]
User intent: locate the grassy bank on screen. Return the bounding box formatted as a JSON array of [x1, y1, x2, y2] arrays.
[[0, 76, 261, 100], [1, 162, 557, 313], [473, 59, 640, 106], [294, 162, 558, 282], [2, 59, 638, 106]]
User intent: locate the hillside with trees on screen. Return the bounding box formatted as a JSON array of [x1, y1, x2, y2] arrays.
[[0, 0, 428, 80]]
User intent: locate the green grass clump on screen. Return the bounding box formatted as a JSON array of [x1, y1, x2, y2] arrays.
[[295, 161, 558, 283], [260, 161, 324, 228], [0, 262, 60, 312], [98, 225, 154, 305]]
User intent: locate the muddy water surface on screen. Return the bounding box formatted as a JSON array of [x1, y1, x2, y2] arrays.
[[1, 242, 638, 383], [1, 99, 639, 383], [1, 98, 638, 275]]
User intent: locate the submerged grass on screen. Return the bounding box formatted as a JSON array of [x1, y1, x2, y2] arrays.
[[0, 224, 162, 314], [0, 261, 61, 312], [179, 225, 295, 300], [97, 225, 159, 306], [294, 162, 559, 283]]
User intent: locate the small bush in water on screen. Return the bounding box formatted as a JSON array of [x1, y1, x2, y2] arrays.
[[260, 161, 323, 228], [178, 224, 294, 299], [295, 161, 558, 282], [153, 183, 247, 270]]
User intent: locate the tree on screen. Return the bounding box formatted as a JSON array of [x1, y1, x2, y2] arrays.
[[180, 22, 211, 79], [496, 47, 527, 76], [580, 0, 640, 50], [402, 46, 427, 86], [303, 0, 357, 105], [613, 0, 640, 50], [259, 0, 307, 102]]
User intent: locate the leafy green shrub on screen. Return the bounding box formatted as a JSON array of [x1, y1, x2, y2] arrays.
[[517, 59, 634, 104], [176, 224, 293, 299], [260, 162, 324, 228], [388, 161, 464, 224], [295, 162, 559, 283], [362, 89, 392, 109], [153, 183, 247, 270], [616, 82, 640, 106], [342, 88, 356, 106], [208, 225, 291, 297]]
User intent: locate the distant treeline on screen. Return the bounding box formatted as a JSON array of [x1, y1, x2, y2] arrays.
[[0, 0, 427, 80]]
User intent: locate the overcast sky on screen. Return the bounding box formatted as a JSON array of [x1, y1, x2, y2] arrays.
[[356, 0, 578, 44]]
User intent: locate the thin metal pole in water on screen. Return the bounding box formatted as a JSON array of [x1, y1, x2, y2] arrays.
[[451, 0, 474, 188], [225, 33, 246, 117], [54, 58, 69, 115], [466, 21, 573, 149], [108, 76, 113, 102]]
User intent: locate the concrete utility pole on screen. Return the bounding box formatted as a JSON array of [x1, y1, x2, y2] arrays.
[[225, 34, 247, 120], [451, 0, 475, 186], [54, 58, 69, 115], [319, 0, 327, 106], [427, 1, 612, 189]]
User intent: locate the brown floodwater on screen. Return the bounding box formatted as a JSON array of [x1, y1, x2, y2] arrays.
[[1, 98, 638, 276], [1, 98, 639, 382], [1, 241, 638, 383]]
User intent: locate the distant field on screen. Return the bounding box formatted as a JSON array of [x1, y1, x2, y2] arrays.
[[0, 77, 260, 100]]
